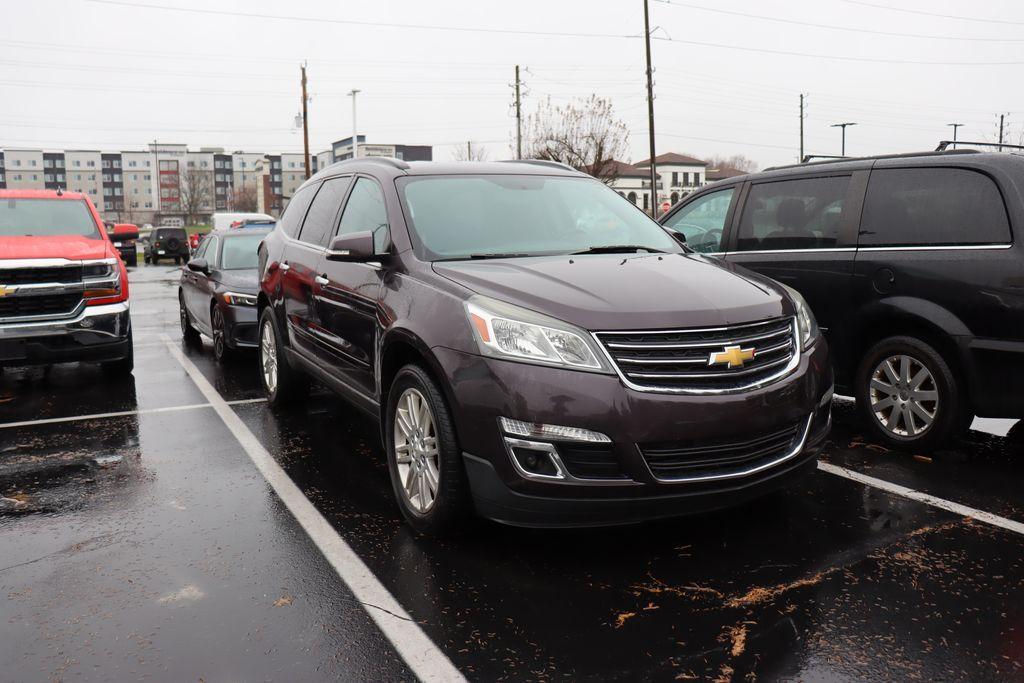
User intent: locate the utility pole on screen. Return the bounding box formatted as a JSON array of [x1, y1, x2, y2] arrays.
[[947, 122, 964, 148], [643, 0, 659, 219], [514, 65, 523, 159], [831, 122, 856, 156], [300, 63, 310, 179], [467, 141, 472, 160], [998, 113, 1006, 152], [799, 94, 805, 162], [349, 89, 361, 159]]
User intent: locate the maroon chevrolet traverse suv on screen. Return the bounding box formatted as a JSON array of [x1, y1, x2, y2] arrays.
[[256, 158, 832, 533]]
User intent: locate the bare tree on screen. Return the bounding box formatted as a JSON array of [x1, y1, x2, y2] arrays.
[[179, 167, 213, 225], [230, 183, 259, 212], [704, 154, 759, 173], [453, 141, 490, 162], [521, 95, 629, 185]]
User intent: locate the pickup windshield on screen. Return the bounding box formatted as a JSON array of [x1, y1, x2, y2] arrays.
[[0, 198, 100, 238], [397, 175, 680, 261]]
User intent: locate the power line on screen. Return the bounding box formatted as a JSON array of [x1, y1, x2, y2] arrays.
[[85, 0, 638, 39], [838, 0, 1024, 26], [651, 0, 1024, 42]]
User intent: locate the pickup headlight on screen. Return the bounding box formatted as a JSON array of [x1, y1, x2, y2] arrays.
[[465, 296, 612, 372], [223, 291, 257, 306], [779, 284, 819, 349]]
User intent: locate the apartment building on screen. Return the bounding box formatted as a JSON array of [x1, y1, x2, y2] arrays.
[[331, 135, 433, 162]]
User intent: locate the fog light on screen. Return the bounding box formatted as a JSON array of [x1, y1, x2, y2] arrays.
[[504, 438, 565, 480], [499, 417, 611, 443]]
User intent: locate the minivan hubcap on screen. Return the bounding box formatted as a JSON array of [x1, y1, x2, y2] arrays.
[[260, 320, 277, 393], [869, 354, 938, 437], [393, 388, 439, 513]]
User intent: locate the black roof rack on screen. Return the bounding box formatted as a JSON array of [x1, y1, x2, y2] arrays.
[[500, 159, 578, 172], [765, 148, 980, 172], [936, 140, 1024, 152]]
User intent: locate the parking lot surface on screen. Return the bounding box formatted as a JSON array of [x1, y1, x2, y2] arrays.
[[2, 264, 1023, 681]]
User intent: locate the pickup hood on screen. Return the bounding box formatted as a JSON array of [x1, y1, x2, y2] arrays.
[[215, 269, 259, 293], [432, 252, 791, 331], [0, 235, 111, 261]]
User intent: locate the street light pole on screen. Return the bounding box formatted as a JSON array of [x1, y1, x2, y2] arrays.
[[831, 122, 857, 156], [947, 123, 964, 148], [348, 89, 361, 159]]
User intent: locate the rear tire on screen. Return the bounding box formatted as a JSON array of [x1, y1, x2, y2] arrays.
[[385, 364, 474, 535], [258, 307, 308, 405], [179, 292, 200, 345], [855, 335, 969, 452], [152, 255, 159, 265], [174, 256, 181, 265]]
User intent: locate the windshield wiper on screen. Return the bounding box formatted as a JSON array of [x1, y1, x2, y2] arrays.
[[569, 245, 668, 255], [466, 252, 534, 259]]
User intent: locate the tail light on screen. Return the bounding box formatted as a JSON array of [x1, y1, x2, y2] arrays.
[[84, 258, 129, 305]]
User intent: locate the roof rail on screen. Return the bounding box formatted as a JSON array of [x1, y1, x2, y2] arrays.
[[936, 140, 1024, 152], [501, 159, 579, 172], [324, 156, 410, 171], [765, 148, 980, 172]]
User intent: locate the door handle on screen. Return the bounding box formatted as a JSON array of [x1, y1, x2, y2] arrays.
[[279, 262, 290, 272], [314, 275, 329, 286]]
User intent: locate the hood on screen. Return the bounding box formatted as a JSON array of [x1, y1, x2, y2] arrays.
[[215, 268, 259, 293], [0, 235, 112, 261], [432, 253, 790, 331]]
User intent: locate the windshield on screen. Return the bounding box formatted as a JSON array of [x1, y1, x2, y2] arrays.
[[0, 198, 100, 238], [219, 233, 265, 270], [397, 175, 680, 260]]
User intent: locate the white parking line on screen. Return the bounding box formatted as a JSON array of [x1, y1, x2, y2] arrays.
[[0, 398, 266, 430], [161, 335, 465, 683], [819, 461, 1024, 536]]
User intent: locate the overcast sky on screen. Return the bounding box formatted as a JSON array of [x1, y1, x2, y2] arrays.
[[3, 0, 1023, 168]]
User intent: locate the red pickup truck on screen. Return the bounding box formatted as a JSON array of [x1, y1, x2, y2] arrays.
[[0, 189, 136, 375]]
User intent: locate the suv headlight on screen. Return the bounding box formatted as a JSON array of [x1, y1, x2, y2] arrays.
[[465, 296, 612, 372], [779, 284, 819, 349]]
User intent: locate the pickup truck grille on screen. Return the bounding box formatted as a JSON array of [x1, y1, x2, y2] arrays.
[[595, 317, 798, 392], [0, 265, 83, 285], [0, 293, 83, 319]]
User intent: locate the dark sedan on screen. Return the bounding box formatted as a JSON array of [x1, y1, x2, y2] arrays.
[[178, 227, 268, 361]]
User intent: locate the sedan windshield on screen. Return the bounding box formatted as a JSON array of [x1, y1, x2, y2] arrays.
[[0, 198, 100, 238], [397, 175, 680, 260], [219, 233, 265, 270]]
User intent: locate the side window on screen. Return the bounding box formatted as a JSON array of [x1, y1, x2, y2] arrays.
[[663, 188, 734, 253], [736, 176, 850, 251], [297, 176, 352, 248], [277, 183, 317, 239], [337, 177, 389, 252], [203, 236, 220, 267], [860, 168, 1011, 246]]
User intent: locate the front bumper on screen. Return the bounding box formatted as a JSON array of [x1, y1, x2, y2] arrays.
[[222, 304, 258, 348], [0, 302, 132, 366], [433, 339, 832, 527]]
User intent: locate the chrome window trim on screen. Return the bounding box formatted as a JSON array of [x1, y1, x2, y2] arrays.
[[502, 436, 633, 486], [857, 243, 1012, 252], [641, 412, 814, 484], [593, 318, 802, 395], [730, 247, 856, 255]]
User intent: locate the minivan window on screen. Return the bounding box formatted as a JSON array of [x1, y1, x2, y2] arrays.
[[337, 177, 388, 252], [736, 176, 850, 251], [0, 198, 99, 238], [663, 188, 734, 253], [398, 175, 679, 260], [299, 176, 352, 248], [859, 168, 1011, 246], [278, 183, 317, 239]]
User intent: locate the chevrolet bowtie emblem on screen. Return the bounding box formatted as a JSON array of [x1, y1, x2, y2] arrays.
[[709, 345, 756, 368], [0, 285, 16, 298]]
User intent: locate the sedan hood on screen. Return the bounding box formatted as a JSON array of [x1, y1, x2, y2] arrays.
[[215, 268, 259, 293], [432, 253, 790, 331], [0, 235, 111, 261]]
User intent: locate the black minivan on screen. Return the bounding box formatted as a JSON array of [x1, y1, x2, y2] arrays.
[[660, 149, 1024, 450]]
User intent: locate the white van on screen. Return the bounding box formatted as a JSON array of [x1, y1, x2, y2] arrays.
[[211, 212, 274, 231]]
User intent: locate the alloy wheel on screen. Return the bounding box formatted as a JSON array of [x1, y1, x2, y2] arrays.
[[869, 354, 939, 438], [179, 299, 189, 335], [260, 320, 278, 393], [213, 308, 225, 358], [393, 388, 440, 513]]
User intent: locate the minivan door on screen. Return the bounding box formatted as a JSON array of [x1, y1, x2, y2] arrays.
[[723, 172, 866, 357]]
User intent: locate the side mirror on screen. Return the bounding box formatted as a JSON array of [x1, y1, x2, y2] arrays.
[[113, 223, 140, 240], [187, 258, 209, 274], [326, 231, 376, 262], [668, 230, 686, 244]]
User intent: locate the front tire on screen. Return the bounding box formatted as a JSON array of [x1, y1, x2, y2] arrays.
[[385, 365, 473, 535], [211, 305, 232, 362], [855, 335, 968, 451], [258, 307, 308, 405]]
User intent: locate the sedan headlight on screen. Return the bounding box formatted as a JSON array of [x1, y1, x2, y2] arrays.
[[223, 291, 258, 306], [779, 284, 819, 349], [465, 296, 612, 372]]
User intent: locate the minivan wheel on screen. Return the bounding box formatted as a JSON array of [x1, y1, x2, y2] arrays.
[[855, 335, 968, 451], [385, 365, 473, 535], [258, 307, 308, 405]]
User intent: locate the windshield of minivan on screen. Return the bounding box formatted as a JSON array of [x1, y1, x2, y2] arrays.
[[397, 175, 680, 260], [219, 233, 265, 270], [0, 198, 100, 238]]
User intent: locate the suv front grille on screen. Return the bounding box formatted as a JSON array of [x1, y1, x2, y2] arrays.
[[0, 293, 83, 319], [0, 265, 83, 285], [639, 418, 807, 482], [595, 317, 797, 392]]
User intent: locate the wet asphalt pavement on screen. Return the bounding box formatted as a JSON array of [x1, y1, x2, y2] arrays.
[[2, 264, 1023, 681]]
